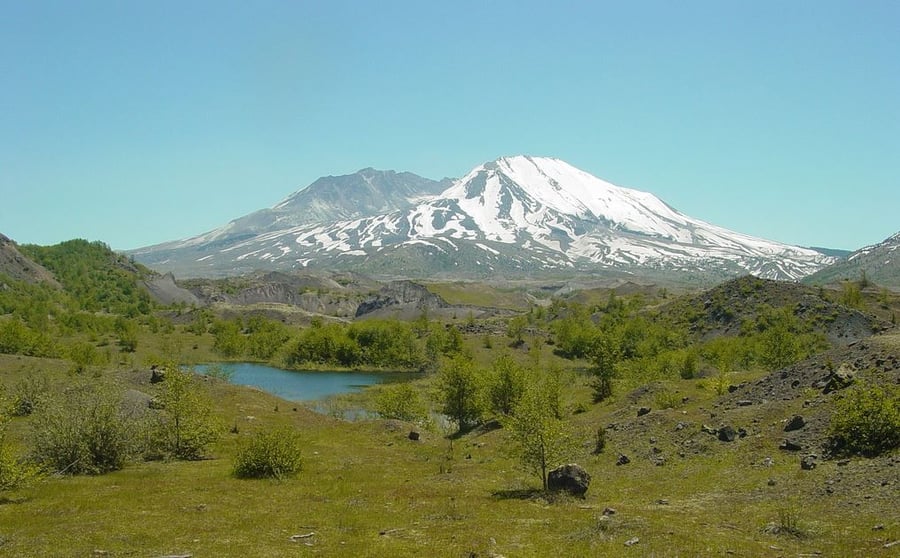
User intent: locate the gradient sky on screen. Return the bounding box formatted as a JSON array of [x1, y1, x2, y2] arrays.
[[1, 1, 897, 252]]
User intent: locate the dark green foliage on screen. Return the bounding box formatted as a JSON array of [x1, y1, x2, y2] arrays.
[[589, 332, 620, 402], [435, 355, 484, 432], [31, 385, 137, 475], [211, 318, 246, 358], [286, 319, 427, 370], [233, 427, 303, 480], [828, 379, 900, 457], [19, 239, 153, 316], [486, 354, 528, 416], [245, 316, 291, 360], [592, 426, 607, 454]]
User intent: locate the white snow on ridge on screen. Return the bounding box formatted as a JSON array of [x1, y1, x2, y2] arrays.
[[148, 155, 835, 280]]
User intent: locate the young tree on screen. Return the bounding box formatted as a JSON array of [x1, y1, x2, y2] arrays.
[[151, 365, 221, 460], [374, 382, 430, 425], [486, 354, 528, 416], [435, 355, 483, 432], [507, 381, 575, 491], [589, 332, 621, 402]]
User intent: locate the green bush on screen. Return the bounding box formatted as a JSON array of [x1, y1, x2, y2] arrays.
[[0, 415, 40, 491], [828, 379, 900, 457], [31, 386, 137, 475], [374, 383, 429, 425], [148, 366, 221, 460], [233, 427, 303, 479]]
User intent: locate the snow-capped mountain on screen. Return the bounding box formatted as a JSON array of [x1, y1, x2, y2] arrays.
[[132, 156, 835, 280], [803, 230, 900, 289]]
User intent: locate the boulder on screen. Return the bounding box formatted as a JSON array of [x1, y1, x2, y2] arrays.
[[150, 365, 166, 384], [547, 463, 591, 497], [801, 455, 818, 470], [717, 425, 737, 442], [637, 406, 651, 417], [783, 415, 806, 432]]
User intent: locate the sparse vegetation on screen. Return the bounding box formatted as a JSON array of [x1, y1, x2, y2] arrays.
[[232, 426, 303, 480], [828, 378, 900, 456], [0, 258, 898, 556]]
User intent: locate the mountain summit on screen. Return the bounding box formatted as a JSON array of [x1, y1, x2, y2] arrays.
[[132, 156, 834, 280]]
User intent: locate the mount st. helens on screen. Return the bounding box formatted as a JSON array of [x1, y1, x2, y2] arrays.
[[132, 156, 835, 280]]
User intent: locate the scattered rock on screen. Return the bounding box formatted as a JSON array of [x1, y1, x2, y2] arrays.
[[738, 428, 748, 438], [873, 524, 885, 531], [718, 426, 737, 442], [762, 457, 774, 467], [290, 533, 315, 541], [408, 431, 420, 441], [702, 424, 717, 435], [779, 440, 802, 451], [801, 455, 818, 470], [150, 365, 166, 384], [624, 537, 640, 547], [603, 507, 617, 516], [637, 407, 651, 417], [837, 459, 850, 466], [616, 454, 631, 466], [783, 415, 806, 432], [823, 366, 855, 394], [767, 479, 777, 486], [656, 499, 669, 505], [737, 400, 753, 407], [547, 463, 591, 497]]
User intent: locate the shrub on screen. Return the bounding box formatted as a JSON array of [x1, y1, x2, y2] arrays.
[[31, 385, 137, 475], [828, 379, 900, 457], [233, 427, 303, 479], [374, 383, 430, 425], [9, 374, 49, 417], [148, 366, 221, 460], [0, 415, 40, 491]]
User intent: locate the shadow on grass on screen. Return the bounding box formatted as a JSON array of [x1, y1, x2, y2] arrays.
[[491, 488, 544, 501], [0, 496, 28, 505]]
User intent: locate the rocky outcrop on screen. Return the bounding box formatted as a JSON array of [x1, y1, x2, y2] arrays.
[[143, 273, 202, 306], [0, 233, 60, 287], [355, 281, 448, 318]]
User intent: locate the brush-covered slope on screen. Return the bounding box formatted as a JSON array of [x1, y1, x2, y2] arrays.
[[0, 233, 59, 287], [803, 231, 900, 289]]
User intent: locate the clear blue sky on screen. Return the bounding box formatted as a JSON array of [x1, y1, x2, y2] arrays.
[[1, 0, 897, 251]]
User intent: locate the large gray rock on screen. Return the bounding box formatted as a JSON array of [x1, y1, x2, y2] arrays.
[[547, 463, 591, 497]]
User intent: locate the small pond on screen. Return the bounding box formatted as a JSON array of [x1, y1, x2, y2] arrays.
[[194, 362, 414, 402]]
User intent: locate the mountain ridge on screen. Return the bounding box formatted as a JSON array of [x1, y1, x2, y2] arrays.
[[803, 230, 900, 289], [132, 156, 835, 281]]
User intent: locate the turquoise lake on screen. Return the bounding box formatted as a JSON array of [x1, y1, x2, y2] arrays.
[[195, 362, 412, 401]]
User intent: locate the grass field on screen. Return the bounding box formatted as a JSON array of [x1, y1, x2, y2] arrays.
[[1, 330, 898, 557]]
